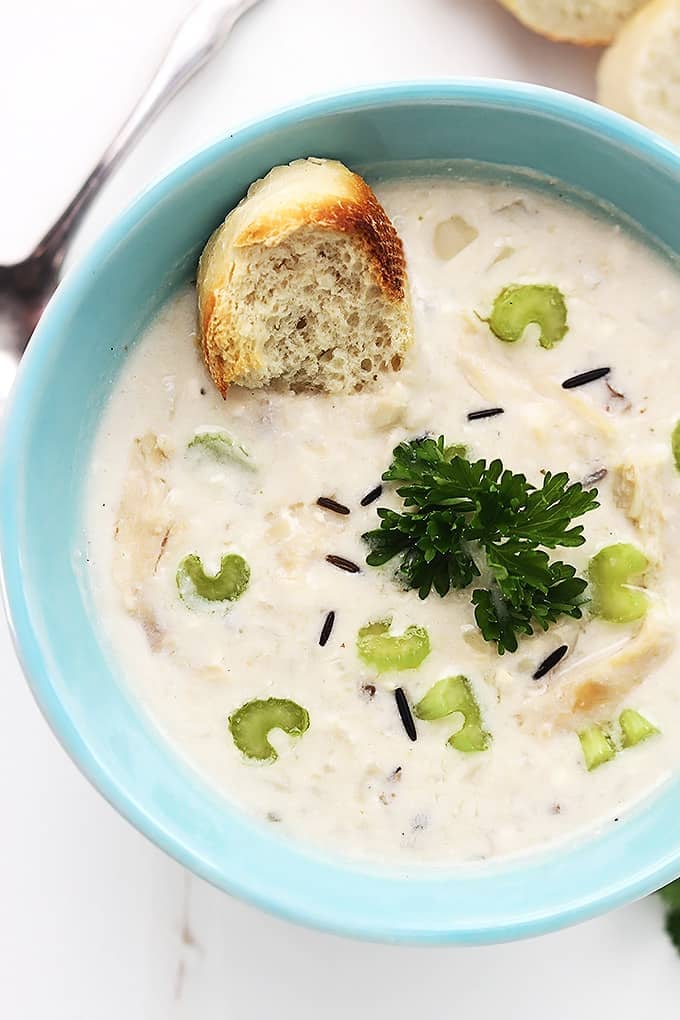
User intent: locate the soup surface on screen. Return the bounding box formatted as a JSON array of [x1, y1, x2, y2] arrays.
[[86, 177, 680, 865]]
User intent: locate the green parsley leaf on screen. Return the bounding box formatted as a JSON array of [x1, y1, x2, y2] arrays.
[[667, 910, 680, 955], [660, 880, 680, 912], [362, 437, 599, 654], [659, 880, 680, 955]]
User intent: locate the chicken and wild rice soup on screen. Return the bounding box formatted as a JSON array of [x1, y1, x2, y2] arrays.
[[85, 174, 680, 865]]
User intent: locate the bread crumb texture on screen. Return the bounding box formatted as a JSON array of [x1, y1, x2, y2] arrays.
[[197, 158, 413, 396], [598, 0, 680, 144], [497, 0, 647, 44]]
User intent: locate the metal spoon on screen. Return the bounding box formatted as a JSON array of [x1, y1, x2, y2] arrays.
[[0, 0, 262, 405]]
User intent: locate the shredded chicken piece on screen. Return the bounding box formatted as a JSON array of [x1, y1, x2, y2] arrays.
[[520, 610, 674, 733], [488, 667, 515, 701], [369, 383, 409, 429], [113, 433, 174, 646], [613, 459, 665, 566], [265, 503, 325, 576], [139, 606, 165, 652], [456, 346, 617, 442], [456, 347, 499, 404]]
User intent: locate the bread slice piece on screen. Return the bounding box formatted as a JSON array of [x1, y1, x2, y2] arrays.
[[497, 0, 647, 44], [196, 158, 412, 397], [597, 0, 680, 144]]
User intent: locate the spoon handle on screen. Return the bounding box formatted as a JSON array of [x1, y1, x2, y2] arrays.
[[33, 0, 260, 275]]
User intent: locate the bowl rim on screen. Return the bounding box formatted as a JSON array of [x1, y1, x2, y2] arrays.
[[3, 79, 680, 945]]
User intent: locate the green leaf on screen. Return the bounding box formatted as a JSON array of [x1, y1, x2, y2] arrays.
[[666, 911, 680, 954], [659, 880, 680, 955], [362, 438, 597, 654], [660, 880, 680, 912]]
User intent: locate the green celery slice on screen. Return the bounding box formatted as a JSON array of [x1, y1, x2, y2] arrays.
[[414, 674, 471, 719], [449, 718, 490, 753], [188, 430, 254, 470], [589, 543, 649, 623], [487, 283, 568, 349], [672, 421, 680, 473], [228, 698, 309, 762], [414, 675, 490, 752], [177, 553, 250, 605], [356, 619, 431, 672], [578, 724, 616, 771], [619, 708, 659, 748]]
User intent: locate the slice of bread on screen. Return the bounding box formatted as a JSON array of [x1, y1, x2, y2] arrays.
[[497, 0, 647, 44], [197, 158, 412, 396], [597, 0, 680, 144]]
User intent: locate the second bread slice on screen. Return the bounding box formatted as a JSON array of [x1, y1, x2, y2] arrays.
[[597, 0, 680, 145], [497, 0, 647, 45]]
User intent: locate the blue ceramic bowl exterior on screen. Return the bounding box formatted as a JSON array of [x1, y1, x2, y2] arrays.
[[2, 82, 680, 945]]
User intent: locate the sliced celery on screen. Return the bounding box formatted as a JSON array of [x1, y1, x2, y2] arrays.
[[228, 698, 309, 763], [177, 553, 250, 606], [619, 708, 659, 748], [449, 717, 490, 753], [578, 724, 616, 771], [356, 619, 430, 672], [486, 284, 568, 349], [589, 543, 649, 623], [414, 674, 470, 719], [188, 430, 254, 469], [414, 675, 490, 752], [672, 421, 680, 473]]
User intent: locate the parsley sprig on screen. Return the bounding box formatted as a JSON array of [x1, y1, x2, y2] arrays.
[[660, 881, 680, 954], [362, 437, 599, 654]]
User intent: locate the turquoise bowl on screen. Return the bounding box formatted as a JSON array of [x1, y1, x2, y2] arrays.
[[2, 82, 680, 944]]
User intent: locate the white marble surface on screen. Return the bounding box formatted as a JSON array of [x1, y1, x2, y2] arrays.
[[2, 0, 680, 1015]]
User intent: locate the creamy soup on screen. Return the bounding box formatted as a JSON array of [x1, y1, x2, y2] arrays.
[[85, 177, 680, 865]]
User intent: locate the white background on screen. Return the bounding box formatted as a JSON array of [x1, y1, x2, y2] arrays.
[[2, 1, 680, 1016]]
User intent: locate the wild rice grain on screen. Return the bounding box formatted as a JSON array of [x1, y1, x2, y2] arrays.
[[467, 407, 504, 421], [319, 611, 335, 647], [395, 688, 417, 741], [317, 497, 351, 515], [325, 554, 361, 574], [360, 485, 383, 507], [561, 367, 610, 389], [533, 644, 569, 680]]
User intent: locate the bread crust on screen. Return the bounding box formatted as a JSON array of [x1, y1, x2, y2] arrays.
[[497, 0, 645, 45], [235, 172, 406, 302], [197, 160, 409, 397], [197, 226, 264, 396]]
